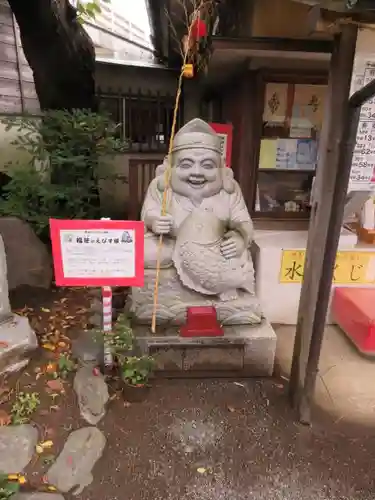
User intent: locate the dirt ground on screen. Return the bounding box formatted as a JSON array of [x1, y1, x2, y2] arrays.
[[3, 287, 375, 500]]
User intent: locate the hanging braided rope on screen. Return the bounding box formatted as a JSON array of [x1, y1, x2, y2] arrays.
[[151, 2, 204, 333]]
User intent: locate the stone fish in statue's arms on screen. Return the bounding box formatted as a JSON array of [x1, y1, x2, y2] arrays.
[[173, 208, 253, 300]]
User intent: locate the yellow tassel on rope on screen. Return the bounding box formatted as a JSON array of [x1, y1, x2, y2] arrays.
[[151, 3, 203, 333]]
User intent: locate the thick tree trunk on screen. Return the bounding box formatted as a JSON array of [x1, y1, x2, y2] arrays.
[[8, 0, 97, 111]]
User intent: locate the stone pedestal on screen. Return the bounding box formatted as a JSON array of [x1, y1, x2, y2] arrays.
[[134, 321, 277, 377], [0, 235, 37, 373], [0, 315, 37, 374]]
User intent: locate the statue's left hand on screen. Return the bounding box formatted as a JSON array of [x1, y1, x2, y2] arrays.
[[220, 232, 245, 259]]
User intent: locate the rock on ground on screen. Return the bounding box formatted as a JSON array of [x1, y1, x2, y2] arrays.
[[13, 494, 65, 500], [0, 424, 38, 473], [47, 427, 106, 496], [73, 365, 109, 425], [72, 330, 103, 366], [0, 315, 38, 374], [0, 217, 52, 290]]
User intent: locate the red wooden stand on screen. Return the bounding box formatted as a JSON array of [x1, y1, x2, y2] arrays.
[[180, 306, 224, 337], [332, 287, 375, 354]]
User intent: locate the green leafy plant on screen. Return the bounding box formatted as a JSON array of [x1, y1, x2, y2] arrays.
[[108, 313, 134, 360], [121, 355, 155, 387], [76, 0, 110, 23], [11, 392, 40, 425], [57, 354, 76, 379], [0, 474, 20, 500], [0, 110, 127, 240]]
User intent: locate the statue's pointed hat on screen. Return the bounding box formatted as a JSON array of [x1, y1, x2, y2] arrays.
[[171, 118, 222, 154]]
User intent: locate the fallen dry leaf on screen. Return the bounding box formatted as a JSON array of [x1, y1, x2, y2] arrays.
[[41, 308, 51, 313], [45, 363, 57, 374], [44, 427, 55, 438], [42, 343, 56, 352], [39, 440, 54, 449], [0, 385, 10, 401], [46, 379, 64, 392], [0, 409, 11, 426]]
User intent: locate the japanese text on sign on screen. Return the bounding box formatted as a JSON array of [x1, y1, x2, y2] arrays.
[[349, 62, 375, 190], [50, 219, 144, 287], [279, 249, 375, 284], [60, 229, 135, 278]]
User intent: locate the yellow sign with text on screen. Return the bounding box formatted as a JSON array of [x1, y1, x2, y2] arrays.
[[279, 250, 375, 284]]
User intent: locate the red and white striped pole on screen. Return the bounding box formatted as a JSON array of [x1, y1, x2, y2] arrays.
[[102, 286, 113, 367], [101, 218, 113, 368]]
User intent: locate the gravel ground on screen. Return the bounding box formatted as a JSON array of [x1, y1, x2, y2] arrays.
[[8, 286, 375, 500], [82, 378, 375, 500]]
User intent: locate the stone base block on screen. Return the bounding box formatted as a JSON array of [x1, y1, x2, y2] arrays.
[[134, 320, 276, 377], [0, 314, 37, 374]]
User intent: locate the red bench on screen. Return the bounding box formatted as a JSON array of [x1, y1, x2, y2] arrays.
[[332, 287, 375, 355]]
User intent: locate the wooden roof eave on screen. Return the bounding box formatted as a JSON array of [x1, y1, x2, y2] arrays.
[[211, 36, 334, 54]]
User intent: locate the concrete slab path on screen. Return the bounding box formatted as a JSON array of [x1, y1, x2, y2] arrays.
[[275, 324, 375, 426]]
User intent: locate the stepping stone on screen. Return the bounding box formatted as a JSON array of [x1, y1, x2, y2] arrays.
[[0, 424, 38, 473], [74, 365, 109, 425], [47, 427, 106, 496], [13, 494, 64, 500]]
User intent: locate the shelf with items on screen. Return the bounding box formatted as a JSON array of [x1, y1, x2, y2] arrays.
[[254, 79, 327, 217], [256, 169, 314, 215]]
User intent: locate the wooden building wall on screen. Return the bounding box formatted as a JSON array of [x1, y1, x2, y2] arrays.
[[0, 0, 40, 115]]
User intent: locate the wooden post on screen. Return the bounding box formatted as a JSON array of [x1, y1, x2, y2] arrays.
[[289, 24, 358, 424]]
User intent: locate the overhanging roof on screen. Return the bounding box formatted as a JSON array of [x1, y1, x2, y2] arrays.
[[205, 36, 332, 86], [146, 0, 375, 67]]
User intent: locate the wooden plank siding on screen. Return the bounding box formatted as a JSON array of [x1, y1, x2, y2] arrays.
[[128, 158, 161, 220], [0, 0, 40, 115]]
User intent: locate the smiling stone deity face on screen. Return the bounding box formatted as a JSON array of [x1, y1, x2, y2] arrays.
[[170, 147, 223, 199]]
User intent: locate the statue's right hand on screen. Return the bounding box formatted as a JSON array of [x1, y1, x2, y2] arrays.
[[151, 214, 173, 235]]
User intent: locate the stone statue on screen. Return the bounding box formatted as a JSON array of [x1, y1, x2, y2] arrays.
[[129, 118, 263, 325]]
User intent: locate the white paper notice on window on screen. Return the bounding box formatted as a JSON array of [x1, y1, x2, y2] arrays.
[[349, 36, 375, 192], [217, 133, 227, 163], [60, 229, 136, 279]]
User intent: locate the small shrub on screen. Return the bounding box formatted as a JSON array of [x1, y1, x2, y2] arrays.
[[0, 110, 127, 240], [0, 474, 20, 500], [121, 356, 155, 386], [57, 354, 76, 379], [11, 392, 40, 425]]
